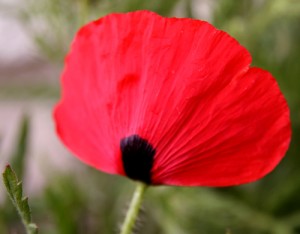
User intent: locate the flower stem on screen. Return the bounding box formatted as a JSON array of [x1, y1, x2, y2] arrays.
[[120, 182, 147, 234]]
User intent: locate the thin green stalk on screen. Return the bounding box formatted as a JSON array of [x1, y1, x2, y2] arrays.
[[2, 165, 38, 234], [120, 182, 147, 234]]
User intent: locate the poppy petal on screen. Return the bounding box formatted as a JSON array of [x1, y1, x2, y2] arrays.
[[54, 11, 291, 186], [151, 68, 291, 186]]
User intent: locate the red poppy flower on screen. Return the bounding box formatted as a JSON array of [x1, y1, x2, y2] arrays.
[[54, 10, 291, 186]]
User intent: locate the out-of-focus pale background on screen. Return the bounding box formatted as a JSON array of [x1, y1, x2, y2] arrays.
[[1, 0, 300, 233], [0, 0, 77, 200]]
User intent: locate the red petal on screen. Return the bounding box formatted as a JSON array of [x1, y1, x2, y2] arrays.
[[54, 11, 291, 186], [151, 68, 291, 186]]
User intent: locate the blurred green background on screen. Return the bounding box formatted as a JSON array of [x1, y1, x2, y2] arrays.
[[0, 0, 300, 233]]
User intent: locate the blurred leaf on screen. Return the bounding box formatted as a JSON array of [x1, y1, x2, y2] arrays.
[[2, 165, 38, 234], [43, 176, 86, 234], [10, 115, 30, 179], [17, 0, 181, 62], [149, 187, 293, 234], [0, 116, 31, 233], [110, 0, 180, 15]]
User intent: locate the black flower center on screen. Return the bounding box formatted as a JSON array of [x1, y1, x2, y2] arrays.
[[120, 135, 156, 184]]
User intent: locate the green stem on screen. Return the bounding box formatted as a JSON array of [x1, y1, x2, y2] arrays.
[[120, 182, 147, 234]]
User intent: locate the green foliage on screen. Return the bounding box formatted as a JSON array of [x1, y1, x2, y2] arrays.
[[43, 176, 86, 234], [17, 0, 180, 63], [10, 116, 30, 179], [1, 0, 300, 233], [2, 165, 38, 234], [110, 0, 180, 15], [213, 3, 300, 231], [0, 116, 33, 233]]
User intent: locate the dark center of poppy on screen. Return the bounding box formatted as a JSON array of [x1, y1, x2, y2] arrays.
[[120, 135, 156, 184]]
